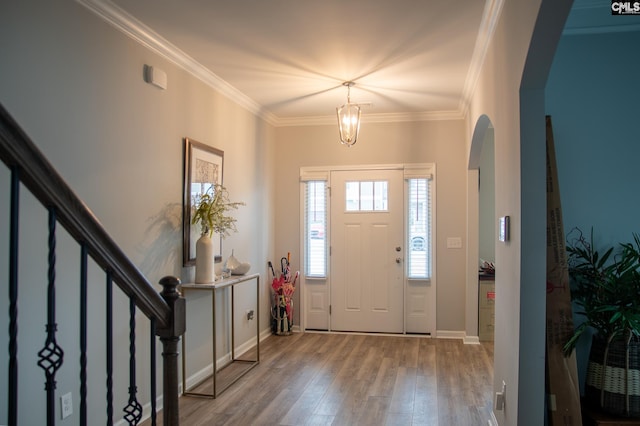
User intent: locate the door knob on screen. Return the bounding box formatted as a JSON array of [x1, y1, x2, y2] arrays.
[[395, 246, 402, 252], [396, 257, 402, 264]]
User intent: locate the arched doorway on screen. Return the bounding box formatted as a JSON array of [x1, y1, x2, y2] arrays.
[[466, 115, 495, 343]]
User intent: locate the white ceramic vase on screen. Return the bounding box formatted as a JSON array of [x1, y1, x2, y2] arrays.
[[195, 234, 215, 283]]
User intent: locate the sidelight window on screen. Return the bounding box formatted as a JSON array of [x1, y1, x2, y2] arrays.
[[407, 177, 432, 279], [304, 180, 327, 278]]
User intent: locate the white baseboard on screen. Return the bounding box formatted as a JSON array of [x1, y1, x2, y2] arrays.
[[260, 324, 301, 339], [184, 330, 270, 391], [260, 327, 273, 341], [435, 330, 466, 340], [464, 335, 481, 345]]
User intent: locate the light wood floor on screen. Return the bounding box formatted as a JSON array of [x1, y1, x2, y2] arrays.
[[148, 332, 494, 426]]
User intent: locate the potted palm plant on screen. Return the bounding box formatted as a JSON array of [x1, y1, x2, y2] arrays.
[[563, 228, 640, 417], [191, 184, 244, 283]]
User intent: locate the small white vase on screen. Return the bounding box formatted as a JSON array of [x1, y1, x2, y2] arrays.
[[195, 234, 215, 283]]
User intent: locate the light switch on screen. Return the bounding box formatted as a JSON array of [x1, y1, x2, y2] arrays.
[[447, 237, 462, 249]]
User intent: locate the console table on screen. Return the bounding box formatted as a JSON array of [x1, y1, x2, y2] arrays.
[[180, 273, 260, 398]]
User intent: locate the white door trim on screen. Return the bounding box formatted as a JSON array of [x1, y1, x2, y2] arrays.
[[299, 163, 437, 335]]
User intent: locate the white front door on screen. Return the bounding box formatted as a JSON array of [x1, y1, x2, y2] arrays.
[[330, 169, 404, 333]]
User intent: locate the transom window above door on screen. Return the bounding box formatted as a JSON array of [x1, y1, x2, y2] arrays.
[[345, 180, 388, 212]]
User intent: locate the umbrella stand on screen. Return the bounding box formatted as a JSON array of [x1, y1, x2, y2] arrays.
[[269, 258, 298, 336], [273, 293, 292, 336]]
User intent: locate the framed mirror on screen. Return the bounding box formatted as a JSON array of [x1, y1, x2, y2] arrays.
[[183, 138, 224, 266]]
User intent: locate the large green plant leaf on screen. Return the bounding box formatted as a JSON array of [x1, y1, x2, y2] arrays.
[[563, 228, 640, 356]]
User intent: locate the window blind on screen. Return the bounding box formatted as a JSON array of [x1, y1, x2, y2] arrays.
[[304, 180, 327, 277], [407, 178, 432, 279]]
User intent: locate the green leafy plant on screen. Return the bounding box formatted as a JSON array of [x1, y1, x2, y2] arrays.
[[563, 227, 640, 356], [191, 184, 244, 238]]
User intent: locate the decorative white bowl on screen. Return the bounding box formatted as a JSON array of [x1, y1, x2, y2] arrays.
[[231, 262, 251, 275]]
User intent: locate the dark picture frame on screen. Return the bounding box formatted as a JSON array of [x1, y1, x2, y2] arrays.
[[183, 138, 224, 266]]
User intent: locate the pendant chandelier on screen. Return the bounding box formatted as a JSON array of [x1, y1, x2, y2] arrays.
[[336, 81, 361, 147]]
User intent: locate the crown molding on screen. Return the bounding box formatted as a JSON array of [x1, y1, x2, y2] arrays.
[[458, 0, 505, 115], [572, 0, 604, 10], [77, 0, 475, 127], [564, 23, 640, 35], [563, 0, 640, 35], [75, 0, 279, 126], [275, 110, 464, 127]]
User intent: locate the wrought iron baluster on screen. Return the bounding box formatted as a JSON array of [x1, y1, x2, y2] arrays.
[[37, 207, 64, 426], [150, 318, 157, 426], [8, 166, 20, 426], [80, 244, 88, 426], [123, 297, 142, 425], [106, 271, 113, 425], [2, 102, 183, 426]]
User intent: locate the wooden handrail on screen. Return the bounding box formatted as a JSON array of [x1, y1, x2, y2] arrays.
[[0, 104, 171, 328]]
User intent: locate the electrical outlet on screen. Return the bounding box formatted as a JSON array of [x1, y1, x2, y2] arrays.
[[61, 392, 73, 419]]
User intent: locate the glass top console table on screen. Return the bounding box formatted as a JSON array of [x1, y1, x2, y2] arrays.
[[180, 272, 260, 398]]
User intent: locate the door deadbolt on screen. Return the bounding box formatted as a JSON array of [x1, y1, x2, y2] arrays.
[[395, 246, 401, 252]]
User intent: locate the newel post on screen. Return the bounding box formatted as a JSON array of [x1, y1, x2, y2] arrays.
[[157, 276, 186, 425]]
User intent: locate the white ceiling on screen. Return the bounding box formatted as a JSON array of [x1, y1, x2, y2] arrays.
[[79, 0, 637, 126]]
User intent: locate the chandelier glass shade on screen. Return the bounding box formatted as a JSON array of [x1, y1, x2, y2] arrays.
[[336, 82, 361, 147]]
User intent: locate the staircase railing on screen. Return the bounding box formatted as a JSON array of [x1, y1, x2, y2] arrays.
[[0, 103, 185, 425]]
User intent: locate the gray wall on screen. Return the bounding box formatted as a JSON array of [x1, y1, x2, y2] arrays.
[[546, 29, 640, 392], [0, 1, 275, 423], [479, 128, 496, 264], [275, 120, 469, 333]]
